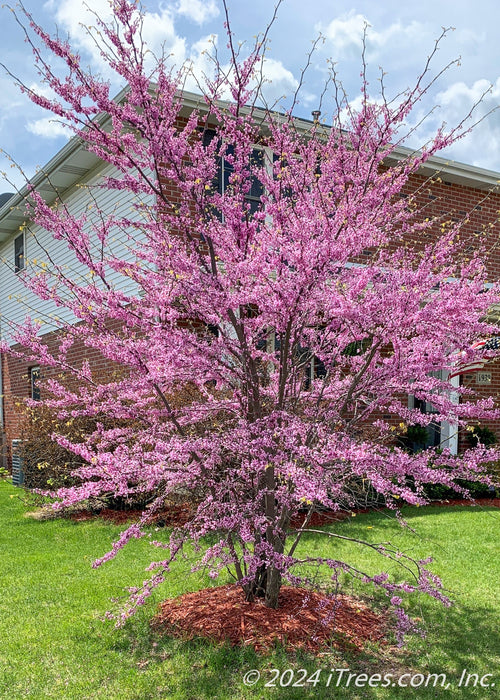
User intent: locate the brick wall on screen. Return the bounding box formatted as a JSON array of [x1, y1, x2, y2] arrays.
[[1, 321, 124, 469], [3, 150, 500, 468]]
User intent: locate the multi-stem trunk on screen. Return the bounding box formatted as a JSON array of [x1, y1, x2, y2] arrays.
[[243, 546, 284, 608], [243, 463, 285, 608], [263, 463, 281, 608]]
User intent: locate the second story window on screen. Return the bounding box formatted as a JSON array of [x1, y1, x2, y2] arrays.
[[245, 148, 265, 217], [202, 130, 264, 218], [14, 232, 25, 273]]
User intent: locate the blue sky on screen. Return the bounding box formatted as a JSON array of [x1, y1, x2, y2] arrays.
[[1, 0, 500, 193]]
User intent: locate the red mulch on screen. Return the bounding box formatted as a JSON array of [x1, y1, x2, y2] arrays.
[[152, 584, 387, 654], [69, 497, 499, 527], [69, 503, 194, 526], [426, 497, 500, 508], [289, 498, 500, 528], [289, 509, 369, 529]]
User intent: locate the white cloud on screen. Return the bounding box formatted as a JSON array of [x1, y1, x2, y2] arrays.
[[319, 11, 368, 54], [182, 33, 218, 92], [28, 82, 58, 101], [385, 74, 500, 171], [177, 0, 219, 25], [26, 118, 71, 139], [430, 77, 500, 169], [139, 9, 187, 65], [43, 0, 114, 51], [43, 0, 187, 75], [319, 10, 428, 63], [369, 20, 427, 52], [438, 78, 497, 109], [38, 1, 296, 106], [179, 33, 299, 108], [256, 57, 299, 106], [315, 10, 489, 152]]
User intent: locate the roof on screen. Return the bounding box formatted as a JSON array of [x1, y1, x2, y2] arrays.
[[1, 88, 499, 242], [0, 192, 14, 208]]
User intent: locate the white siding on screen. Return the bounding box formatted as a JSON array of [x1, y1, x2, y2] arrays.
[[0, 163, 153, 344]]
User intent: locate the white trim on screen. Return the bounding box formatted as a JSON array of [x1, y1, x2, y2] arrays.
[[440, 373, 460, 455]]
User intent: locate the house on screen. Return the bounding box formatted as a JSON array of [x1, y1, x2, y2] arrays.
[[1, 90, 500, 473]]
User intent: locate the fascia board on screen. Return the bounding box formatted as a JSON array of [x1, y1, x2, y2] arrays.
[[0, 86, 132, 236], [2, 86, 500, 235], [385, 145, 500, 192]]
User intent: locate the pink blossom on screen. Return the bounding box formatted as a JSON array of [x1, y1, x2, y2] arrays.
[[4, 0, 499, 641]]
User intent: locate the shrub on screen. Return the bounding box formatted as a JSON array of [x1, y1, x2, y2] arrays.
[[19, 404, 83, 491], [18, 404, 156, 510], [469, 424, 497, 448]]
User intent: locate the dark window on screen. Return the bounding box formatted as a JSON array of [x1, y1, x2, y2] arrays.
[[313, 356, 327, 378], [202, 130, 263, 216], [413, 397, 441, 448], [245, 148, 264, 216], [273, 152, 295, 202], [302, 353, 327, 389], [30, 366, 40, 401], [206, 323, 220, 339], [14, 233, 25, 273]]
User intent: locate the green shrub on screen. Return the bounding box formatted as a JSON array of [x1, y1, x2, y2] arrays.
[[18, 403, 156, 510], [469, 424, 497, 447], [423, 479, 497, 500]]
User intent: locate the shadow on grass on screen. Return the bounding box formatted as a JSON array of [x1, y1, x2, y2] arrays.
[[414, 597, 500, 684], [106, 593, 499, 700], [93, 505, 499, 699]]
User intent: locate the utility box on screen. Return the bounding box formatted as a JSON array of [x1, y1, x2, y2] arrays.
[[11, 440, 24, 487]]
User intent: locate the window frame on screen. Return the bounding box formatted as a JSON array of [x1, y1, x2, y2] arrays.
[[407, 371, 459, 454], [29, 366, 41, 401], [201, 129, 270, 219]]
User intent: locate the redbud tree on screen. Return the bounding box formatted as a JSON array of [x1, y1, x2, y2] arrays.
[[3, 0, 500, 638]]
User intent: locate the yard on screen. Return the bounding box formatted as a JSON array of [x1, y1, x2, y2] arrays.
[[0, 480, 498, 699]]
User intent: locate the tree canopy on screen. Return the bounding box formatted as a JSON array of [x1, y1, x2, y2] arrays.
[[2, 0, 500, 642]]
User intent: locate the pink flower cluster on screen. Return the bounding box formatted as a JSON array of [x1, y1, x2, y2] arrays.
[[6, 0, 499, 640]]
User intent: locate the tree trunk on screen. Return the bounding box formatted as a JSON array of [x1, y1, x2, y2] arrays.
[[264, 565, 281, 608], [243, 562, 282, 607], [244, 564, 266, 602], [242, 463, 285, 607]]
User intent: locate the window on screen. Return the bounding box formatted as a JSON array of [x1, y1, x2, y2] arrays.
[[266, 331, 327, 389], [411, 395, 442, 448], [303, 352, 327, 389], [245, 148, 265, 216], [29, 366, 40, 401], [407, 370, 459, 455], [14, 232, 25, 273], [202, 130, 264, 218]]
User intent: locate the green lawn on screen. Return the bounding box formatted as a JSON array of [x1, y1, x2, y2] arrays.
[[0, 480, 498, 699]]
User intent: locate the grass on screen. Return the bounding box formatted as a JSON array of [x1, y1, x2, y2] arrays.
[[0, 480, 499, 699]]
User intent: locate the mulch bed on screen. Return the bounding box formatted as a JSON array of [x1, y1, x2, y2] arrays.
[[289, 508, 370, 529], [69, 503, 194, 526], [152, 584, 387, 654], [291, 498, 500, 528], [426, 497, 500, 508], [69, 497, 499, 527]]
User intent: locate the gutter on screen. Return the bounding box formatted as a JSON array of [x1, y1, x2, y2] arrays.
[[2, 87, 500, 228]]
